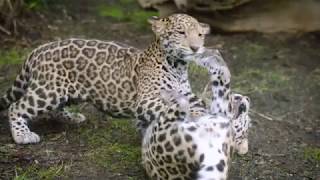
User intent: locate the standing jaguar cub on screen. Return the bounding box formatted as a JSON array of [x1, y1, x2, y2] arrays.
[[0, 14, 210, 144]]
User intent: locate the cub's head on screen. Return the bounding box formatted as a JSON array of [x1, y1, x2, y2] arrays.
[[148, 14, 210, 59]]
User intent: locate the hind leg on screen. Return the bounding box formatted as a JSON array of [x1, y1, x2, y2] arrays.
[[8, 88, 68, 144], [9, 106, 40, 144], [9, 100, 41, 144]]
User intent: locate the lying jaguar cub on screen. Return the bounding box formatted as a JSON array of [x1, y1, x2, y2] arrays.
[[0, 14, 210, 144], [142, 50, 251, 180]]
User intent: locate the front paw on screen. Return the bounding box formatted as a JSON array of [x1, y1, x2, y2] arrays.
[[236, 138, 248, 155], [12, 131, 40, 144]]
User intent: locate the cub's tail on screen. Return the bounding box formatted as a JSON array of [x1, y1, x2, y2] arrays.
[[0, 52, 33, 111]]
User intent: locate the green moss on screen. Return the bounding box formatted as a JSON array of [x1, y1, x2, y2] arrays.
[[130, 11, 159, 28], [14, 164, 64, 180], [0, 49, 28, 65], [304, 147, 320, 162], [98, 5, 127, 20], [24, 0, 46, 10]]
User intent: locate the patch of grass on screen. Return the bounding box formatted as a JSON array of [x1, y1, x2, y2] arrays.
[[189, 62, 208, 75], [304, 147, 320, 163], [232, 68, 291, 94], [308, 68, 320, 87], [188, 60, 292, 95], [80, 118, 138, 145], [188, 62, 210, 93], [14, 164, 64, 180], [80, 118, 142, 177], [89, 143, 141, 171], [230, 42, 272, 67], [232, 41, 270, 62], [98, 1, 158, 29], [119, 0, 135, 4], [0, 49, 28, 65], [188, 58, 292, 95], [245, 44, 265, 60], [65, 105, 82, 113]]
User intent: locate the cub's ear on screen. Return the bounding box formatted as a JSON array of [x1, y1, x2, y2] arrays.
[[148, 16, 166, 35], [200, 22, 210, 35]]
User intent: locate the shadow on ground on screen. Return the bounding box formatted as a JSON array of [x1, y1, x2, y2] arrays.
[[0, 0, 319, 179]]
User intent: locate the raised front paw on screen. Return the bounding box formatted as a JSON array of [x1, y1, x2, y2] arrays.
[[217, 65, 231, 85], [12, 131, 40, 144], [195, 49, 227, 69], [195, 49, 231, 84]]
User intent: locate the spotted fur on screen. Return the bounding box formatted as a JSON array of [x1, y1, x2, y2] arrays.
[[142, 50, 251, 180], [0, 14, 211, 144]]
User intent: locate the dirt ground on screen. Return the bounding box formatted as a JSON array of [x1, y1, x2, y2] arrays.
[[0, 0, 319, 179]]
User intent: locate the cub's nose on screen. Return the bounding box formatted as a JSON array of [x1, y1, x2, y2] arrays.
[[190, 46, 199, 53]]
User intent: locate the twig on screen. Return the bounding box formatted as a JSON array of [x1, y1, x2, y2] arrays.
[[277, 107, 305, 119], [255, 152, 286, 157], [13, 19, 18, 35], [5, 0, 13, 11], [0, 0, 4, 9], [250, 109, 278, 121], [250, 105, 306, 122], [79, 103, 89, 111], [0, 25, 11, 35], [14, 167, 18, 178]]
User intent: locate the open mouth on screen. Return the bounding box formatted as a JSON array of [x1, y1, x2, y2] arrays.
[[238, 103, 247, 114]]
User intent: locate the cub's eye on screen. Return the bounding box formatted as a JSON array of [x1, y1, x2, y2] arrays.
[[178, 31, 185, 35], [198, 33, 203, 37]]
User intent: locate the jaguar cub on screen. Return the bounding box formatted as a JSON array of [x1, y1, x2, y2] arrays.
[[0, 14, 210, 144], [142, 50, 251, 180]]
